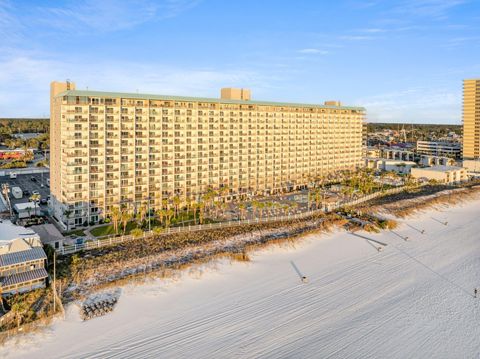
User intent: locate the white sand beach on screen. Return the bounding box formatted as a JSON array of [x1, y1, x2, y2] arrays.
[[2, 199, 480, 358]]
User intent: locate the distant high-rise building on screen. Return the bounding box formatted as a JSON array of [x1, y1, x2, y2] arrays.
[[50, 82, 365, 229], [463, 79, 480, 159]]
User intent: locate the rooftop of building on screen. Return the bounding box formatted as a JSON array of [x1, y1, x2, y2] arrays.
[[55, 89, 365, 111], [416, 140, 461, 146], [381, 159, 417, 165], [31, 224, 64, 246], [0, 267, 48, 286], [413, 165, 464, 172], [0, 220, 39, 246], [0, 247, 46, 268], [14, 202, 39, 211]]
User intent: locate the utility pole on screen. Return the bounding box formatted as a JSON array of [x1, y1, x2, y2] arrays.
[[2, 184, 13, 219], [53, 251, 56, 313], [147, 196, 151, 233]]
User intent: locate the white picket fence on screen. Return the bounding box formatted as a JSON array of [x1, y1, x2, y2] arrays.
[[59, 185, 417, 255]]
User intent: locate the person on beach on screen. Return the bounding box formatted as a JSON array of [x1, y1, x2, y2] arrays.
[[475, 288, 477, 298]]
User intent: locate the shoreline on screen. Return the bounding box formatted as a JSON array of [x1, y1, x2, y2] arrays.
[[1, 183, 480, 342], [3, 192, 480, 358]]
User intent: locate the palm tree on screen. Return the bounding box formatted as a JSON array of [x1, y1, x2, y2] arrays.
[[198, 201, 206, 224], [172, 195, 181, 218], [136, 203, 147, 226], [185, 196, 192, 214], [63, 209, 73, 231], [120, 210, 132, 234], [257, 202, 265, 218], [251, 200, 259, 217], [204, 187, 217, 213], [218, 185, 229, 202], [191, 202, 199, 224], [311, 189, 319, 209], [212, 200, 221, 219], [165, 209, 174, 228], [307, 190, 313, 210], [162, 199, 169, 210], [156, 209, 165, 226], [238, 203, 246, 220], [110, 207, 120, 234]]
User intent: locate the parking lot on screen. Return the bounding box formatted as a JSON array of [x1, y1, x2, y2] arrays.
[[0, 172, 50, 207]]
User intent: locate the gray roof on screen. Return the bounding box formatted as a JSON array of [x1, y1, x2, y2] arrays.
[[415, 165, 464, 172], [1, 268, 48, 287], [56, 89, 365, 111], [0, 247, 47, 267]]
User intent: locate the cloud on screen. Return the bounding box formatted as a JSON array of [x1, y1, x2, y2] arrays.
[[34, 0, 202, 32], [0, 55, 269, 117], [358, 28, 387, 33], [339, 35, 375, 41], [298, 48, 329, 55], [0, 0, 23, 44], [442, 36, 480, 48], [392, 0, 467, 20], [355, 87, 461, 123]]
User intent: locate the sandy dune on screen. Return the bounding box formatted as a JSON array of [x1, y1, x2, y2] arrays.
[[2, 200, 480, 358]]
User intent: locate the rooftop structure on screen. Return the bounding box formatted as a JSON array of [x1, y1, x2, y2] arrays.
[[13, 202, 41, 219]]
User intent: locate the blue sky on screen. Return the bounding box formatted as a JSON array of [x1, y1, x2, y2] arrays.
[[0, 0, 479, 123]]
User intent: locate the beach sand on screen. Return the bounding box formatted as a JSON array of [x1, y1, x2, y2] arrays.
[[2, 199, 480, 358]]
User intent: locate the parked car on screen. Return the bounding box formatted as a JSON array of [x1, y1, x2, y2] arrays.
[[32, 190, 39, 195], [23, 189, 30, 196], [40, 198, 48, 205], [30, 177, 37, 182]]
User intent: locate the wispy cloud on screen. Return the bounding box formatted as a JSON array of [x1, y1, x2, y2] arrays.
[[298, 48, 329, 55], [0, 55, 271, 117], [442, 36, 480, 48], [34, 0, 201, 32], [358, 28, 387, 33], [339, 35, 375, 41], [0, 0, 23, 44], [356, 87, 461, 123], [392, 0, 467, 20]]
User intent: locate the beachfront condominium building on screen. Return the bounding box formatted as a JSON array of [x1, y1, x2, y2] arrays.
[[50, 81, 365, 229], [463, 79, 480, 159]]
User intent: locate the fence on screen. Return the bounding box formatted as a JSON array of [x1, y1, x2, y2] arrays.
[[58, 185, 417, 255]]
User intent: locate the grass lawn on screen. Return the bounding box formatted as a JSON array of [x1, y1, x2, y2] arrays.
[[90, 222, 139, 237], [171, 210, 196, 226]]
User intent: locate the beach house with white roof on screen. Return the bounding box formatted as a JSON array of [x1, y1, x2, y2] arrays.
[[0, 220, 48, 296]]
